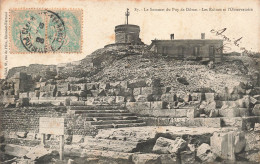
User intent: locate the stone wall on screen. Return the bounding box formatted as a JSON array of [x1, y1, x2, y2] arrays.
[[0, 107, 97, 136]]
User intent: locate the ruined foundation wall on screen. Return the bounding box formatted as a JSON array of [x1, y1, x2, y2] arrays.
[[0, 107, 96, 136]]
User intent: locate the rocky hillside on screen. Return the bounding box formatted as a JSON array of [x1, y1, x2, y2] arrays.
[[71, 45, 259, 94], [6, 45, 260, 94]]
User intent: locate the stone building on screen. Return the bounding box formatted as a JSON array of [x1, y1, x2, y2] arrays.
[[149, 33, 223, 62], [115, 24, 143, 45], [110, 9, 143, 46]]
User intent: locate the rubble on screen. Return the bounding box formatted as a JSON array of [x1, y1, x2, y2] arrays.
[[196, 143, 217, 162], [132, 153, 161, 164], [152, 137, 176, 154], [252, 104, 260, 116]]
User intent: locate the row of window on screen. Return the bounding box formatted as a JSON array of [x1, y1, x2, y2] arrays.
[[161, 46, 215, 57]]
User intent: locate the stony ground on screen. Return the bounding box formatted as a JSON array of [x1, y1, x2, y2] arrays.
[[88, 49, 258, 94]]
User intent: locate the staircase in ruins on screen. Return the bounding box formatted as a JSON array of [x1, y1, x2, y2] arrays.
[[68, 105, 146, 129]]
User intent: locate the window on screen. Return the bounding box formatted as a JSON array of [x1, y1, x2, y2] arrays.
[[162, 46, 167, 54], [178, 46, 185, 59], [209, 46, 215, 60], [193, 46, 200, 56]]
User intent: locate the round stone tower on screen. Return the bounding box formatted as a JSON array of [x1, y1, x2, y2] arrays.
[[114, 9, 143, 45], [115, 24, 142, 44]]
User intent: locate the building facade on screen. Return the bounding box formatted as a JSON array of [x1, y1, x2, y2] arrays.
[[149, 34, 223, 62]]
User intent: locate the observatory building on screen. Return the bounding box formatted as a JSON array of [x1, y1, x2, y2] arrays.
[[114, 9, 143, 45]]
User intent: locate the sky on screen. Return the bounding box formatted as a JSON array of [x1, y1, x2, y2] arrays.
[[0, 0, 259, 78]]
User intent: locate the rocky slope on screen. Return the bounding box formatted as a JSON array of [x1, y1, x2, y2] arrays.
[[6, 45, 260, 94]]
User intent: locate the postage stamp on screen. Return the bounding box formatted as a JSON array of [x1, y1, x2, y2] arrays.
[[9, 8, 82, 53]]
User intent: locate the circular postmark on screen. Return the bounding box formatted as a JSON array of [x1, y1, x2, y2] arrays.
[[20, 10, 66, 53]]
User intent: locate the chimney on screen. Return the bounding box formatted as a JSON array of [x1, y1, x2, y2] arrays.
[[201, 33, 205, 39], [170, 34, 174, 40]]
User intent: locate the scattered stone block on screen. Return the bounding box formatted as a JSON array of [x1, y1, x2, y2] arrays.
[[151, 101, 167, 110], [19, 92, 29, 98], [175, 109, 187, 117], [188, 118, 204, 127], [161, 93, 176, 102], [219, 107, 240, 117], [187, 108, 199, 118], [57, 83, 70, 93], [191, 93, 204, 102], [27, 133, 36, 140], [135, 95, 149, 102], [26, 145, 51, 160], [187, 144, 195, 152], [249, 96, 258, 105], [70, 101, 85, 106], [148, 94, 161, 101], [132, 153, 161, 164], [205, 93, 215, 102], [252, 104, 260, 116], [180, 151, 196, 164], [234, 132, 246, 153], [141, 87, 153, 95], [153, 137, 176, 154], [168, 137, 187, 153], [175, 118, 189, 127], [141, 87, 161, 95], [197, 143, 217, 162], [93, 96, 116, 105], [209, 109, 219, 118], [166, 102, 178, 109], [183, 94, 191, 102], [239, 108, 249, 117], [116, 96, 125, 104], [4, 144, 29, 157], [128, 79, 150, 88], [210, 132, 236, 161], [203, 118, 221, 128], [126, 102, 151, 110], [116, 88, 133, 97], [253, 95, 260, 100], [160, 154, 178, 164], [204, 101, 216, 115], [17, 132, 28, 138], [153, 137, 187, 154]]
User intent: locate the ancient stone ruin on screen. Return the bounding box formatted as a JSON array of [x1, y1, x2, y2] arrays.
[[0, 9, 260, 164]]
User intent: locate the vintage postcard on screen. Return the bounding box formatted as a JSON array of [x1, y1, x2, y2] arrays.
[[0, 0, 259, 163]]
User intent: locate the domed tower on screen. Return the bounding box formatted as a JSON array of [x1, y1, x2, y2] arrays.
[[114, 9, 143, 45]]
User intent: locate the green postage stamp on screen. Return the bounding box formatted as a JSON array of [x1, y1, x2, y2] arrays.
[[9, 9, 82, 53]]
